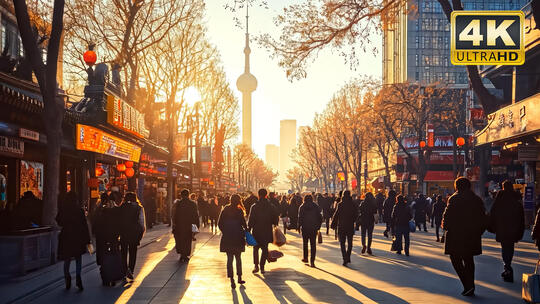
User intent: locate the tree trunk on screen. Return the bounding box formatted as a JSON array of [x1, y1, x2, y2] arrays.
[[42, 108, 62, 226]]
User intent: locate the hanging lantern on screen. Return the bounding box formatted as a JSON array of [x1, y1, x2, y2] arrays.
[[419, 140, 426, 148], [117, 163, 126, 172], [125, 167, 135, 178], [456, 137, 465, 147], [95, 167, 103, 177], [83, 50, 97, 66], [125, 161, 134, 168]]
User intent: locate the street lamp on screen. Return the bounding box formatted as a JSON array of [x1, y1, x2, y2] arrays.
[[456, 137, 465, 176]]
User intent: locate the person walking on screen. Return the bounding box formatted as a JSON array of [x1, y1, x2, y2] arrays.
[[298, 194, 322, 267], [331, 190, 358, 266], [489, 180, 525, 282], [143, 186, 157, 229], [118, 192, 146, 281], [359, 192, 378, 255], [172, 189, 200, 262], [413, 194, 428, 232], [209, 196, 221, 232], [218, 194, 247, 289], [279, 195, 289, 234], [287, 194, 301, 230], [431, 195, 446, 242], [443, 177, 487, 297], [392, 195, 412, 256], [56, 191, 91, 290], [91, 193, 121, 286], [383, 190, 397, 238], [319, 193, 332, 235], [375, 191, 385, 224], [248, 188, 279, 274]]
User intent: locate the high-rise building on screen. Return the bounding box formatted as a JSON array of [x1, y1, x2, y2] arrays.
[[236, 5, 257, 148], [279, 120, 297, 177], [265, 144, 279, 172]]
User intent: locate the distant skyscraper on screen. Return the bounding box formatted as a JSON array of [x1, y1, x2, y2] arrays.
[[279, 120, 297, 177], [265, 144, 279, 172], [236, 4, 257, 148]]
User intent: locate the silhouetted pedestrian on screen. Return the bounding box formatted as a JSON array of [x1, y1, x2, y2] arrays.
[[383, 190, 397, 238], [118, 192, 146, 281], [248, 189, 279, 274], [172, 189, 200, 263], [359, 192, 377, 255], [331, 190, 358, 266], [218, 194, 247, 289], [392, 195, 412, 256], [443, 177, 487, 297], [431, 195, 445, 242], [298, 194, 322, 267]]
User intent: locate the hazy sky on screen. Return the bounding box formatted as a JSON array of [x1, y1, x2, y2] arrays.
[[204, 1, 382, 159]]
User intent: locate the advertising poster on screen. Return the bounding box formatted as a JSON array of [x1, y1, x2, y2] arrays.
[[20, 160, 43, 199], [76, 124, 142, 162]]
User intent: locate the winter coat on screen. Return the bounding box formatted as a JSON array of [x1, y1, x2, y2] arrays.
[[197, 198, 208, 216], [392, 202, 412, 229], [489, 189, 525, 243], [442, 190, 487, 256], [243, 195, 258, 217], [288, 197, 301, 228], [412, 197, 428, 223], [92, 205, 121, 265], [431, 201, 445, 224], [298, 201, 322, 234], [118, 201, 146, 245], [57, 204, 90, 260], [383, 196, 396, 223], [248, 198, 279, 245], [318, 197, 333, 219], [532, 209, 540, 251], [208, 203, 221, 220], [375, 193, 385, 211], [331, 196, 358, 235], [218, 205, 247, 253], [279, 200, 288, 218], [172, 198, 199, 255], [358, 197, 378, 227]]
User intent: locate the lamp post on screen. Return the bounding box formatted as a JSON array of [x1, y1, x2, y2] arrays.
[[456, 137, 465, 176]]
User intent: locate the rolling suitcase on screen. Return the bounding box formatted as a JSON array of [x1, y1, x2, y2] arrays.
[[100, 243, 124, 284]]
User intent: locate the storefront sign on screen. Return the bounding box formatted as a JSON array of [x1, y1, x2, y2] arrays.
[[476, 93, 540, 146], [76, 124, 141, 162], [19, 128, 39, 141], [106, 94, 149, 138], [402, 136, 454, 149], [0, 135, 24, 157], [518, 146, 539, 161]]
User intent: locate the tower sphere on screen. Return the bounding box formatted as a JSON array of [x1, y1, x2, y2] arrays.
[[236, 72, 258, 93]]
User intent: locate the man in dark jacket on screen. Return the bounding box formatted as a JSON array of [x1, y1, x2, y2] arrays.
[[244, 192, 258, 217], [489, 180, 525, 282], [413, 194, 428, 232], [319, 193, 332, 235], [172, 189, 200, 263], [375, 192, 385, 224], [118, 192, 146, 280], [442, 177, 487, 297], [432, 195, 446, 242], [298, 194, 322, 267], [383, 190, 397, 238], [331, 190, 358, 266], [248, 188, 278, 274]]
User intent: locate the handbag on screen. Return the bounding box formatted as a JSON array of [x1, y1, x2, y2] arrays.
[[523, 259, 540, 303], [390, 236, 399, 251], [317, 230, 323, 244], [245, 230, 257, 246], [192, 224, 199, 233], [267, 250, 284, 262], [273, 226, 287, 247], [409, 220, 416, 233]]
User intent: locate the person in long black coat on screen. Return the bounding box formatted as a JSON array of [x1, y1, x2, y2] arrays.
[[319, 193, 333, 235], [331, 190, 358, 266], [298, 194, 322, 267], [248, 188, 278, 274], [392, 195, 412, 256], [287, 195, 301, 230], [375, 192, 385, 224], [489, 180, 525, 282], [412, 194, 428, 232], [57, 191, 91, 290], [431, 195, 446, 242], [383, 190, 397, 238], [442, 177, 487, 297], [359, 192, 378, 255], [118, 192, 146, 280], [279, 195, 289, 234], [208, 196, 221, 232], [172, 189, 200, 263], [218, 194, 247, 289]]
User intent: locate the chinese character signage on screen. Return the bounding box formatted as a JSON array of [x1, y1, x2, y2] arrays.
[[76, 124, 141, 162], [106, 94, 149, 138], [0, 135, 24, 157]]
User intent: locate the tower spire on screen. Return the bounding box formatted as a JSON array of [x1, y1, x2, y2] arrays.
[[244, 3, 251, 73]]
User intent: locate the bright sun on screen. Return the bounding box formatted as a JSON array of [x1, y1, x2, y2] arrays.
[[183, 86, 202, 107]]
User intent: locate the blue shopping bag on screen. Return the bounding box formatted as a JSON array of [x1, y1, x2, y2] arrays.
[[245, 230, 257, 246], [409, 220, 416, 233]]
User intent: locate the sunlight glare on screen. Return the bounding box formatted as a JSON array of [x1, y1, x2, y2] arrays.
[[183, 86, 202, 107]]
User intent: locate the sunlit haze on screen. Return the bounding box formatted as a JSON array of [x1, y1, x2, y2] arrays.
[[204, 0, 382, 159]]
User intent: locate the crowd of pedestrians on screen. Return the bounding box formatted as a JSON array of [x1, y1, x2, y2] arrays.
[[53, 175, 538, 298]]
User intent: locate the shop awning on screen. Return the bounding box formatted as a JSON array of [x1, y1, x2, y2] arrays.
[[424, 171, 456, 182]]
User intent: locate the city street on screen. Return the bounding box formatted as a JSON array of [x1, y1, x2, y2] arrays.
[[8, 224, 538, 304]]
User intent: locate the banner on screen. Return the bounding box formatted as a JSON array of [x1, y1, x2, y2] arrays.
[[20, 161, 43, 199], [76, 124, 141, 162]]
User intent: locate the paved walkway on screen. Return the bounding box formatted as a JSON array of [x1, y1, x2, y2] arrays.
[[5, 223, 539, 304]]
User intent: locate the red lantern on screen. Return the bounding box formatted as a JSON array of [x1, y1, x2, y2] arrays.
[[125, 161, 134, 168], [117, 163, 126, 172], [125, 167, 135, 178], [456, 137, 465, 147], [419, 140, 426, 148], [95, 167, 103, 177], [83, 50, 97, 66]]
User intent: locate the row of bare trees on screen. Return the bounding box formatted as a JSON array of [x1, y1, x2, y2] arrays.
[[233, 144, 277, 190], [289, 77, 467, 194]]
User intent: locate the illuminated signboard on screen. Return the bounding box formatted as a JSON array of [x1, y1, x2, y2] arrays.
[[106, 94, 149, 138], [76, 124, 141, 162]]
